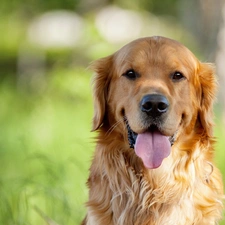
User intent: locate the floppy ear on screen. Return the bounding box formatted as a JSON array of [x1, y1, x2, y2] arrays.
[[198, 63, 217, 137], [89, 55, 113, 131]]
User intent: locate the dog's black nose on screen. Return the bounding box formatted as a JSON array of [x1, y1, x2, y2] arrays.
[[141, 94, 169, 117]]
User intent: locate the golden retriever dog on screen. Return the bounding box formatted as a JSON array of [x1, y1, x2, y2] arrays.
[[82, 36, 224, 225]]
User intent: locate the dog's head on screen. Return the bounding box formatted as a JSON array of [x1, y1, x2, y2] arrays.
[[90, 36, 217, 169]]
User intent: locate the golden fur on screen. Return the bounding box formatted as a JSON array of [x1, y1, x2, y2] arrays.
[[82, 36, 224, 225]]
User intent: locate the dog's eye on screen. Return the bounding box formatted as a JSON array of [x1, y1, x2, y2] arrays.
[[123, 69, 138, 80], [171, 71, 185, 81]]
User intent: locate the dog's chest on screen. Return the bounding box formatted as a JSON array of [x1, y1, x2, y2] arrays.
[[110, 173, 196, 225]]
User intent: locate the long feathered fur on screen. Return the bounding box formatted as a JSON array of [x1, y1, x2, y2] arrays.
[[82, 37, 224, 225]]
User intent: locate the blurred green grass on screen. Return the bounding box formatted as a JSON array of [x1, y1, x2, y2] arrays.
[[0, 68, 94, 224], [0, 68, 224, 224]]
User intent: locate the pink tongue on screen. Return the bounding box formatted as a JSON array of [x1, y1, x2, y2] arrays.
[[134, 131, 171, 169]]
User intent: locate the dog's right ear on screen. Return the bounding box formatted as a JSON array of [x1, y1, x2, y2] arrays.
[[89, 55, 113, 131]]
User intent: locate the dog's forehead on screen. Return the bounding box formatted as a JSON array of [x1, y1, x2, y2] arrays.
[[114, 37, 198, 74], [117, 37, 190, 56]]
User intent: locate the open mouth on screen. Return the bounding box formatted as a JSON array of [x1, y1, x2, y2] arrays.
[[125, 119, 176, 169], [125, 120, 175, 149]]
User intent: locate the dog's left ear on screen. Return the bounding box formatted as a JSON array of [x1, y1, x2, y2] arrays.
[[198, 63, 217, 137], [89, 55, 113, 131]]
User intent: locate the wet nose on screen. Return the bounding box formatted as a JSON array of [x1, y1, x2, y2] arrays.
[[141, 94, 169, 117]]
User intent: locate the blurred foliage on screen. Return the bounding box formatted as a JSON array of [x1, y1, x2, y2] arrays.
[[115, 0, 179, 16], [1, 0, 180, 16], [1, 0, 81, 15]]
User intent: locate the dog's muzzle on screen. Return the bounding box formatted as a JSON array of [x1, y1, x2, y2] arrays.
[[125, 119, 175, 149]]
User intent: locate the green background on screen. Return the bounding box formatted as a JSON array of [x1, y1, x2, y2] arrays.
[[0, 0, 224, 224]]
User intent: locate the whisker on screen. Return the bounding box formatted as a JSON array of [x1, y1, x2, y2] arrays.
[[106, 118, 125, 137]]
